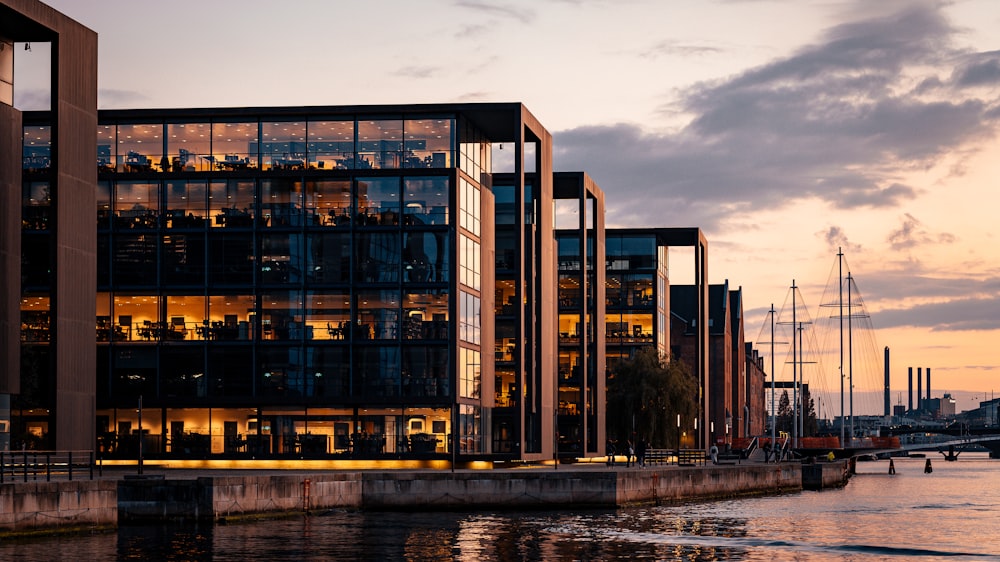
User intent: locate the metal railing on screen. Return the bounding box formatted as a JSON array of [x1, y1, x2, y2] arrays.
[[0, 450, 98, 483]]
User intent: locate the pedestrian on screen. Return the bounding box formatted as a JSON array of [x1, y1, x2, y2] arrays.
[[637, 439, 647, 468], [607, 439, 616, 467], [626, 440, 634, 467], [762, 442, 772, 463], [710, 443, 719, 465]]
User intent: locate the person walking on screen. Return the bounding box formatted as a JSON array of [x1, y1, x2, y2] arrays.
[[637, 439, 647, 468], [606, 439, 617, 467], [626, 440, 635, 467], [762, 441, 772, 463], [710, 443, 719, 465]]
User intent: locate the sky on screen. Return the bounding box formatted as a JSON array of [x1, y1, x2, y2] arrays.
[[14, 0, 1000, 414]]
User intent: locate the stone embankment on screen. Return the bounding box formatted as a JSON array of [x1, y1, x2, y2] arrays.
[[1, 461, 849, 534]]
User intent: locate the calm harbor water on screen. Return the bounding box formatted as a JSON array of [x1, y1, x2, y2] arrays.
[[1, 453, 997, 561]]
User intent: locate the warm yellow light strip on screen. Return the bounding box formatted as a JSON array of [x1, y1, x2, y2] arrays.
[[98, 459, 494, 471]]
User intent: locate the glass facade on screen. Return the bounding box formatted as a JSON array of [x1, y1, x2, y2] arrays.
[[18, 105, 584, 462]]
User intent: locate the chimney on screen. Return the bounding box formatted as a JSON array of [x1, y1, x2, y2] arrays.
[[884, 347, 890, 417], [908, 367, 913, 411], [917, 367, 922, 411], [926, 368, 931, 401]]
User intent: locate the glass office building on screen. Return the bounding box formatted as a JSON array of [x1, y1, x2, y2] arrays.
[[19, 103, 570, 462]]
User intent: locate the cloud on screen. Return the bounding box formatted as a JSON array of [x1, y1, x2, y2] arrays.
[[875, 295, 1000, 331], [642, 40, 724, 59], [886, 213, 956, 251], [98, 88, 150, 109], [553, 2, 1000, 231], [453, 1, 535, 24], [819, 226, 862, 253]]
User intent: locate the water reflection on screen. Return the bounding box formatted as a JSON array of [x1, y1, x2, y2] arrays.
[[1, 455, 997, 560]]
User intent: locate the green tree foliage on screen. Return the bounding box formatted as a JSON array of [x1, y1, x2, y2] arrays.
[[606, 347, 698, 448], [776, 390, 792, 434], [775, 388, 819, 437]]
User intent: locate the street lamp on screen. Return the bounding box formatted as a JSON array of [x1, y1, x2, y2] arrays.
[[676, 414, 681, 452]]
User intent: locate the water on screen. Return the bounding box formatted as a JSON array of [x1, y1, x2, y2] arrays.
[[2, 454, 997, 561]]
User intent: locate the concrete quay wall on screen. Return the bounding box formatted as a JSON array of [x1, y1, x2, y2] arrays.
[[617, 463, 802, 506], [117, 473, 363, 523], [6, 463, 838, 532], [0, 480, 117, 533]]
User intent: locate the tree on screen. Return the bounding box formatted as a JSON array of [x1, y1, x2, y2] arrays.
[[776, 390, 792, 434], [606, 347, 698, 448]]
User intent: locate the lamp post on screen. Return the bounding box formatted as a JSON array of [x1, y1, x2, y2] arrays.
[[694, 417, 699, 451], [676, 414, 681, 452]]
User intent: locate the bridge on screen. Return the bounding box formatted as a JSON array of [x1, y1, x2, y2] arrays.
[[881, 426, 1000, 459]]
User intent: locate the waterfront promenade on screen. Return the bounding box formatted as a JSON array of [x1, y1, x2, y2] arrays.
[[0, 458, 848, 536]]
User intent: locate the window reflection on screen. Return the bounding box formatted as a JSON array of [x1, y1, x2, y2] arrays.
[[22, 125, 50, 174], [167, 123, 211, 172], [307, 120, 354, 170], [306, 232, 352, 283], [262, 121, 306, 170], [261, 290, 303, 341], [357, 120, 402, 169], [114, 181, 159, 229], [305, 291, 350, 341], [262, 178, 303, 227], [165, 180, 208, 228], [117, 123, 163, 173], [356, 232, 401, 283], [305, 179, 351, 226], [356, 177, 400, 225], [356, 291, 400, 341], [209, 179, 255, 228], [212, 121, 258, 170], [403, 290, 449, 340], [403, 119, 453, 168], [404, 177, 449, 225]]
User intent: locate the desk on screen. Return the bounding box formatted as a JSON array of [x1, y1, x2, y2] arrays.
[[272, 157, 304, 170]]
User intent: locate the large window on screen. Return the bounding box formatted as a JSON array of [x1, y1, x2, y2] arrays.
[[356, 177, 400, 226], [165, 180, 208, 228], [211, 121, 259, 170], [459, 234, 480, 290], [23, 125, 50, 173], [262, 121, 306, 170], [305, 291, 350, 341], [357, 120, 402, 169], [403, 118, 453, 168], [459, 348, 481, 400], [167, 123, 211, 172], [262, 178, 303, 227], [306, 232, 352, 283], [114, 181, 159, 230], [305, 179, 351, 226], [356, 290, 400, 341], [307, 120, 354, 170], [459, 178, 480, 236], [356, 232, 400, 283], [209, 179, 255, 228], [460, 291, 480, 345], [117, 123, 163, 173], [404, 177, 449, 225]]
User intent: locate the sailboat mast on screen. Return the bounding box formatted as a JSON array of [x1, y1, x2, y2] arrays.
[[770, 304, 776, 445], [792, 280, 798, 447], [838, 248, 844, 446], [848, 271, 854, 443]]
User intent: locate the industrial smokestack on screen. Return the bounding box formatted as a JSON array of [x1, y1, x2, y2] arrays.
[[917, 367, 922, 411], [908, 367, 913, 411], [927, 368, 931, 401], [884, 347, 890, 417]]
